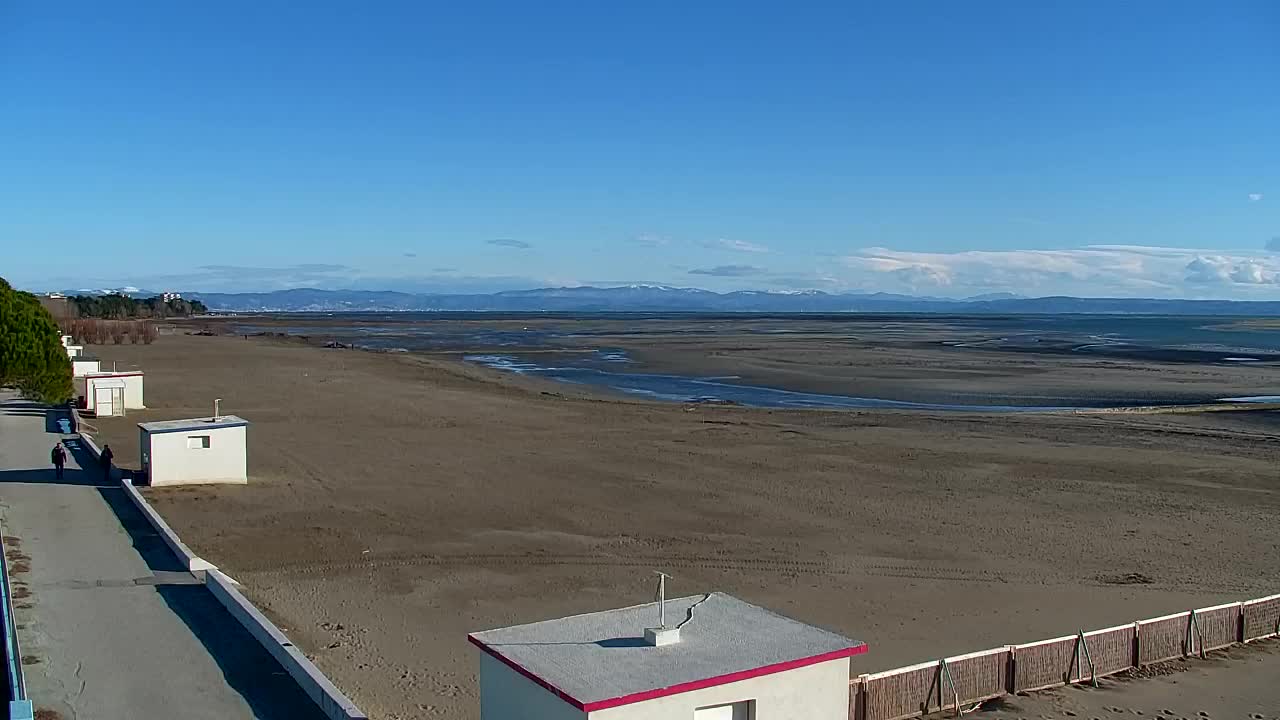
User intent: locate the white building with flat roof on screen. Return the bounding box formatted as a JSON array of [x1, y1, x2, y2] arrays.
[[72, 357, 101, 377], [470, 592, 866, 720], [85, 372, 145, 413], [89, 377, 126, 418], [138, 416, 249, 486]]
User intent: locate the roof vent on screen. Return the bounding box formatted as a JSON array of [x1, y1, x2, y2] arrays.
[[643, 571, 681, 646]]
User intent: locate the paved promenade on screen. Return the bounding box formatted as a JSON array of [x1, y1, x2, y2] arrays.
[[0, 391, 325, 720]]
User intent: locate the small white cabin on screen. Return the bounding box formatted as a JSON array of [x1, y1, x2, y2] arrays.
[[138, 416, 249, 486], [90, 378, 126, 418], [470, 592, 866, 720], [65, 344, 83, 358], [85, 372, 145, 412], [72, 357, 101, 377]]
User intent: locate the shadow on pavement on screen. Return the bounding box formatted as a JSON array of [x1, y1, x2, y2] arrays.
[[156, 585, 329, 720], [2, 408, 332, 719]]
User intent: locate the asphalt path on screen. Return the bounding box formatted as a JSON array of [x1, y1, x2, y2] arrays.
[[0, 391, 326, 720]]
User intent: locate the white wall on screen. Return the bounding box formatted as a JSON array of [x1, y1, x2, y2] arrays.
[[143, 425, 248, 485], [86, 375, 144, 411], [480, 652, 586, 720], [119, 374, 144, 409], [589, 658, 850, 720], [72, 359, 100, 377]]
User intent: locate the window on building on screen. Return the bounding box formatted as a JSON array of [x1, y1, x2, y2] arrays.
[[187, 435, 211, 449], [694, 700, 754, 720]]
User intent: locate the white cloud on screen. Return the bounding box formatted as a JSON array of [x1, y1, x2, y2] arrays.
[[708, 238, 769, 254], [1185, 255, 1279, 285], [842, 245, 1280, 297], [1248, 193, 1263, 202]]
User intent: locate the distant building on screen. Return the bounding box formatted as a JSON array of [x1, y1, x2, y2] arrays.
[[162, 291, 183, 302], [470, 592, 866, 720], [138, 416, 249, 486]]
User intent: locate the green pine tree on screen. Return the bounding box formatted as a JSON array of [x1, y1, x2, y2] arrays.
[[0, 277, 74, 404]]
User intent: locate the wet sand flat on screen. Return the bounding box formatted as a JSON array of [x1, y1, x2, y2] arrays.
[[87, 331, 1280, 720]]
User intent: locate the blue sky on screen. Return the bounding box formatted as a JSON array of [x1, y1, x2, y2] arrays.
[[2, 2, 1277, 298]]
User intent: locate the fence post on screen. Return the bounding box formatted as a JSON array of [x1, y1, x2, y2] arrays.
[[1005, 645, 1017, 695], [1132, 621, 1141, 668], [855, 674, 869, 720], [1237, 603, 1245, 644]]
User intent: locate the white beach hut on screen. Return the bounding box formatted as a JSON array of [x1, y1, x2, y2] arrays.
[[90, 378, 126, 418], [72, 357, 101, 377], [85, 372, 145, 412], [60, 335, 83, 358], [138, 415, 250, 486], [470, 592, 866, 720]]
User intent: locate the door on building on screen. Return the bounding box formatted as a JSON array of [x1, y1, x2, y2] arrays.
[[94, 386, 123, 417], [694, 700, 753, 720], [95, 389, 115, 418]]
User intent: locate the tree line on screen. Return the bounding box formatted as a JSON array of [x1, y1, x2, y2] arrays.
[[64, 318, 159, 345], [0, 277, 73, 404], [71, 294, 207, 319]]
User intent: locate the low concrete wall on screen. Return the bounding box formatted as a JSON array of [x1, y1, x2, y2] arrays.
[[205, 571, 367, 720], [119, 479, 215, 573], [76, 412, 212, 572], [75, 414, 363, 718]]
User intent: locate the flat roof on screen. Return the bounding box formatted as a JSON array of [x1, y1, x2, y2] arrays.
[[86, 371, 143, 378], [138, 416, 249, 434], [91, 378, 126, 388], [469, 592, 866, 712]]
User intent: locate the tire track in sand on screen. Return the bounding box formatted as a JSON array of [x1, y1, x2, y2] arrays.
[[243, 553, 1015, 584]]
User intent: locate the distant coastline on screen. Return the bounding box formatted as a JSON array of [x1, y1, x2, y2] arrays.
[[161, 286, 1280, 316]]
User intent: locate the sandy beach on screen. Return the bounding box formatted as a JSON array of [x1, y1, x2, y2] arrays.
[[86, 330, 1280, 720]]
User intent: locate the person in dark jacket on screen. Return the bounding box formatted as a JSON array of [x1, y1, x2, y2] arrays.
[[100, 444, 114, 481], [51, 443, 67, 480]]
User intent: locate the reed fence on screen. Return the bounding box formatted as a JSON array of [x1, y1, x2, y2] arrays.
[[850, 592, 1279, 720]]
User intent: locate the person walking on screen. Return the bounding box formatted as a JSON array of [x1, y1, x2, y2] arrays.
[[51, 443, 67, 480], [100, 444, 114, 482]]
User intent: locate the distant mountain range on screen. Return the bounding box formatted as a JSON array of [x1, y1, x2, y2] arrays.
[[162, 285, 1280, 315]]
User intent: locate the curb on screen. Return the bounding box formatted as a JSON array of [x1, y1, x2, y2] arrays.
[[206, 571, 368, 720]]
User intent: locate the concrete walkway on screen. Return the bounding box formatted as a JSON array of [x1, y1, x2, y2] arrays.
[[0, 392, 327, 720]]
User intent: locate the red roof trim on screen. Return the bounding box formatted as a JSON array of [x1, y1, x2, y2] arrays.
[[469, 634, 867, 713]]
